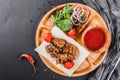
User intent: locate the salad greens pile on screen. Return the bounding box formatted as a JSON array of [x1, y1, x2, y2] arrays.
[[51, 5, 74, 31]]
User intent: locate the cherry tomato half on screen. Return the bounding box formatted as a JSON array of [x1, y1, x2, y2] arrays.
[[67, 28, 77, 37], [64, 61, 74, 69], [44, 33, 53, 42]]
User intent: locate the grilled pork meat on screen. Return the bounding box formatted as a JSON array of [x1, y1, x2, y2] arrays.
[[46, 38, 79, 64], [51, 38, 66, 48]]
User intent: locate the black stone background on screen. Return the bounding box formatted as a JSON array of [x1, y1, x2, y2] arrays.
[[0, 0, 95, 80]]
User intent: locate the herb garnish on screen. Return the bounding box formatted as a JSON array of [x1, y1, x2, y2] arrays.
[[51, 5, 74, 31]]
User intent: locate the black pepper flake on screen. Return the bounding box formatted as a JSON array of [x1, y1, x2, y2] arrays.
[[52, 75, 55, 79], [43, 69, 47, 72], [30, 20, 33, 22], [50, 3, 53, 6], [37, 67, 40, 70], [44, 11, 46, 14], [48, 0, 51, 3], [51, 6, 55, 9], [38, 8, 41, 10], [43, 3, 45, 6]]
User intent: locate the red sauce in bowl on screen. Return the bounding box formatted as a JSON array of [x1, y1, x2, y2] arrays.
[[84, 28, 106, 51]]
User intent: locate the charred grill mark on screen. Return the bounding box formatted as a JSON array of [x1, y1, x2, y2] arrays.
[[46, 38, 79, 64]]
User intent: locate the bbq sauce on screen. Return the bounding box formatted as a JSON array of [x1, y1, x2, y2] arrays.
[[84, 28, 106, 51]]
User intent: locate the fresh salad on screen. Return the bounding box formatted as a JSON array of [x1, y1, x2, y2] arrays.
[[51, 5, 89, 37]]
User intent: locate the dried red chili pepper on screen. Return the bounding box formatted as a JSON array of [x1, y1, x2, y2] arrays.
[[19, 53, 36, 76]]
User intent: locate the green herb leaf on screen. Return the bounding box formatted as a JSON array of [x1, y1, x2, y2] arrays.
[[51, 5, 74, 31], [57, 19, 73, 31]]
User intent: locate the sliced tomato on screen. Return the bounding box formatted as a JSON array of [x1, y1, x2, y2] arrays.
[[64, 61, 74, 69], [67, 28, 77, 37], [44, 33, 53, 42]]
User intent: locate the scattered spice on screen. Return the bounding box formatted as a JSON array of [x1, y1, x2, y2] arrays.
[[44, 11, 46, 14], [38, 8, 41, 10], [43, 68, 47, 72], [19, 53, 36, 76], [42, 3, 45, 6], [50, 3, 54, 6], [37, 67, 40, 70], [51, 6, 55, 9], [30, 20, 33, 22], [52, 75, 55, 79], [48, 0, 51, 3]]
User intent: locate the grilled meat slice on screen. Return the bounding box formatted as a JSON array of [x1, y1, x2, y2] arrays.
[[63, 43, 71, 53], [63, 43, 79, 57], [46, 38, 79, 64], [46, 45, 58, 58], [56, 53, 75, 64], [56, 54, 68, 64], [70, 45, 79, 57], [52, 38, 66, 48], [67, 54, 75, 61], [46, 45, 55, 53]]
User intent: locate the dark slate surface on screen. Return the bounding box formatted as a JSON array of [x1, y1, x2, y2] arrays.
[[0, 0, 90, 80]]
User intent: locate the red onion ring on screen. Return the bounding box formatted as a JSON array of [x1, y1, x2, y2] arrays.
[[72, 11, 78, 20], [70, 5, 89, 25], [77, 9, 89, 23], [71, 15, 81, 26], [73, 5, 82, 12]]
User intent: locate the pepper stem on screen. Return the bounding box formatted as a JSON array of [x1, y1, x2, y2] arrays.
[[31, 63, 37, 76]]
